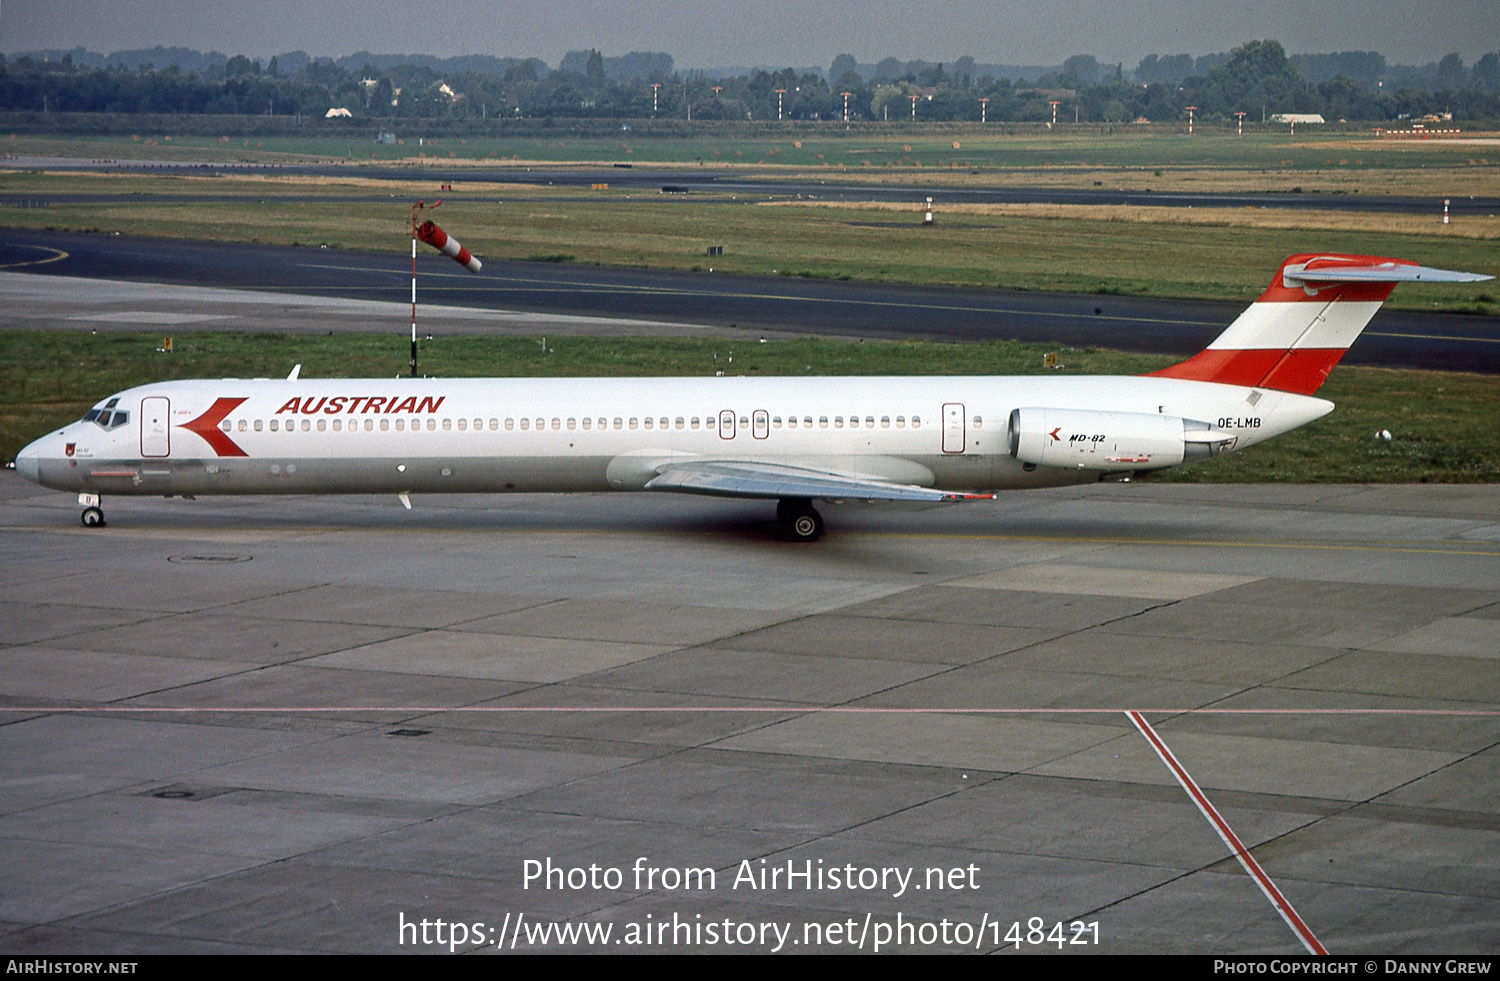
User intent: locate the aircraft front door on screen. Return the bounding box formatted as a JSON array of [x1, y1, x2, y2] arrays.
[[719, 409, 736, 439], [942, 402, 965, 454], [141, 396, 170, 458]]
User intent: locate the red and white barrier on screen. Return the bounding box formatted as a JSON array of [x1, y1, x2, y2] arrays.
[[415, 220, 482, 272]]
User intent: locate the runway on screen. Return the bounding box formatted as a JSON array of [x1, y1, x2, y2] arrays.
[[1, 271, 1497, 955], [2, 229, 1499, 373], [6, 157, 1498, 216]]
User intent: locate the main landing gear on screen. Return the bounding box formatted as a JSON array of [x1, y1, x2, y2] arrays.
[[79, 493, 106, 528], [776, 497, 824, 542]]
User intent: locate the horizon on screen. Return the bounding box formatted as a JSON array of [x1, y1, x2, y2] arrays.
[[2, 0, 1496, 70]]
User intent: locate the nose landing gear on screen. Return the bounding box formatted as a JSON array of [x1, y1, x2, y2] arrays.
[[78, 494, 106, 528], [776, 497, 824, 542]]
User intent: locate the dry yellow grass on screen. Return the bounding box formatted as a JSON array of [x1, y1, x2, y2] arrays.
[[778, 166, 1500, 197], [761, 199, 1500, 240]]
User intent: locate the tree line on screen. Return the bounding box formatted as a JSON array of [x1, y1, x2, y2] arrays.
[[3, 40, 1498, 124]]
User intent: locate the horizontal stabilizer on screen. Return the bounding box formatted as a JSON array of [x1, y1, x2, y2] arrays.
[[1285, 260, 1492, 286]]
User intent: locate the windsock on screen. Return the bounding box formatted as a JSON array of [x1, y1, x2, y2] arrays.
[[415, 220, 482, 273]]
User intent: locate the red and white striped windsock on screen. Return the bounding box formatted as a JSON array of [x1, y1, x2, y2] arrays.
[[415, 220, 482, 273]]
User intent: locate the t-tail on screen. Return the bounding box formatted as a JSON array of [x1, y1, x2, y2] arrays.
[[1146, 254, 1492, 395]]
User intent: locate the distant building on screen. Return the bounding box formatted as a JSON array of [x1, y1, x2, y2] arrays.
[[1271, 113, 1325, 124]]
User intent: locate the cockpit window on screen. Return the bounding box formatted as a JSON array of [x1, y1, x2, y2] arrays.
[[83, 398, 129, 430]]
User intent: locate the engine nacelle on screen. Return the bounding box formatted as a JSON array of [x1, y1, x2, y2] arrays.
[[1008, 407, 1236, 471]]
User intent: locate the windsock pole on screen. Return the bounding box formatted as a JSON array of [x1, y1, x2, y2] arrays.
[[408, 202, 483, 377], [410, 235, 418, 377]]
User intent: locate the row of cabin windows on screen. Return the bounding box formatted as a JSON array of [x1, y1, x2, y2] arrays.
[[221, 414, 952, 434]]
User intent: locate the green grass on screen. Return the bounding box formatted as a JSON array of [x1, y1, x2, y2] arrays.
[[5, 330, 1497, 484]]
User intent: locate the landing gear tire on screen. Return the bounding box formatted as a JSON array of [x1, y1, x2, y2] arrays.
[[80, 506, 106, 528], [778, 499, 824, 542]]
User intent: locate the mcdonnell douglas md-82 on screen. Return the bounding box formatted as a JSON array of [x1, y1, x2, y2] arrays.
[[13, 254, 1491, 541]]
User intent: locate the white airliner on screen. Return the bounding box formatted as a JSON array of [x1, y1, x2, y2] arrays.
[[13, 253, 1490, 540]]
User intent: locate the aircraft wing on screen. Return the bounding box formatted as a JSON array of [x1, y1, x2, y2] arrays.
[[643, 461, 994, 503]]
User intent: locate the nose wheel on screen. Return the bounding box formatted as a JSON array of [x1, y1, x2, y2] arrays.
[[78, 494, 106, 528], [777, 498, 824, 542]]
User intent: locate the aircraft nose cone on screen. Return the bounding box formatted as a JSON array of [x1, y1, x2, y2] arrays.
[[14, 439, 42, 484]]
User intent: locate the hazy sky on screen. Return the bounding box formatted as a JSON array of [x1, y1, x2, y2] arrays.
[[3, 0, 1497, 68]]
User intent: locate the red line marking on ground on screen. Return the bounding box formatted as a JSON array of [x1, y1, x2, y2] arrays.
[[1126, 710, 1327, 955], [2, 706, 1495, 716]]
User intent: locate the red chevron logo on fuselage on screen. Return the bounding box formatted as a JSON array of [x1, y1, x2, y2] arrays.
[[179, 397, 249, 457]]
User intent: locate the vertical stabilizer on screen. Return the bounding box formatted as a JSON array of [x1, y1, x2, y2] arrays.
[[1146, 254, 1489, 395]]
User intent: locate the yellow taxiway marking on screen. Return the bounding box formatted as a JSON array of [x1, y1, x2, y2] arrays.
[[0, 245, 69, 270]]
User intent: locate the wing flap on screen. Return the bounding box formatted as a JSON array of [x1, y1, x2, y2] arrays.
[[644, 461, 993, 503]]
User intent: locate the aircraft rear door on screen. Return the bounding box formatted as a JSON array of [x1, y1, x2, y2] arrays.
[[141, 396, 170, 458], [942, 402, 965, 454]]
